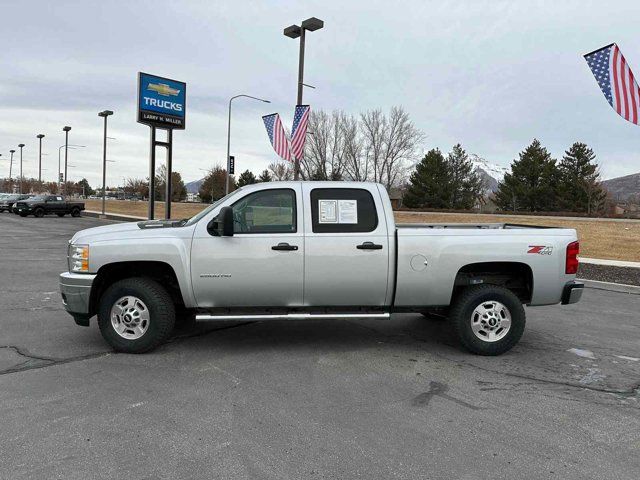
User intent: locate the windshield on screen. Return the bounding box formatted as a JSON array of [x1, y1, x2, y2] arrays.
[[182, 189, 243, 226], [28, 195, 46, 201]]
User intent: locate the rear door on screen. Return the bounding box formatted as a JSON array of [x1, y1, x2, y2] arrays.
[[302, 185, 390, 306]]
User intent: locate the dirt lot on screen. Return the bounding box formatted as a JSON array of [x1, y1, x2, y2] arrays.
[[84, 200, 640, 262]]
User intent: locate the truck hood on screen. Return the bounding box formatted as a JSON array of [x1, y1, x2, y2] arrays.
[[71, 220, 192, 244]]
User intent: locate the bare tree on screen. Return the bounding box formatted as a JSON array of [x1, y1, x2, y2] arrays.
[[301, 110, 348, 180], [341, 114, 366, 181], [268, 162, 294, 181]]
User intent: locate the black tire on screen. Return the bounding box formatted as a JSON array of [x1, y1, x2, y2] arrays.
[[450, 285, 525, 356], [34, 208, 45, 218], [19, 212, 27, 217], [71, 208, 81, 217], [97, 277, 176, 353], [56, 213, 65, 217]]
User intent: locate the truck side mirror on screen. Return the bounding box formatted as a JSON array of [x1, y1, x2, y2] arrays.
[[207, 206, 234, 237]]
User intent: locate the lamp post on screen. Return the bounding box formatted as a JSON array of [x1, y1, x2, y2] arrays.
[[17, 144, 25, 194], [36, 134, 45, 183], [57, 144, 85, 192], [225, 94, 270, 195], [283, 17, 324, 180], [98, 110, 114, 217], [62, 126, 71, 194], [9, 150, 14, 181]]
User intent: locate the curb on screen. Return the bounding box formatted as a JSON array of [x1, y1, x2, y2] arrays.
[[83, 210, 145, 222], [579, 279, 640, 295], [580, 257, 640, 268]]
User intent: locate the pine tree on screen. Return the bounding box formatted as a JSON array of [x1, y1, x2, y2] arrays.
[[557, 142, 606, 215], [199, 167, 234, 203], [236, 170, 257, 188], [403, 149, 452, 208], [258, 170, 272, 182], [447, 144, 484, 210], [495, 139, 558, 212]]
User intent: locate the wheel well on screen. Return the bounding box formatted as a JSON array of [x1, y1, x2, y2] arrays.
[[89, 261, 184, 315], [453, 262, 533, 303]]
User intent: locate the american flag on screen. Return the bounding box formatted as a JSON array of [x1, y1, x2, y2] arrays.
[[262, 113, 291, 162], [584, 43, 640, 125], [290, 105, 310, 159]]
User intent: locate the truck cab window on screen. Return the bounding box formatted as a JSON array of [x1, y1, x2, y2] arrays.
[[310, 188, 378, 233], [231, 189, 296, 234]]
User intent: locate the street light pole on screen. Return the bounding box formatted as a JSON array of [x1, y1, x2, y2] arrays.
[[225, 94, 270, 195], [284, 17, 324, 180], [63, 126, 71, 194], [36, 134, 45, 184], [17, 144, 25, 194], [98, 110, 114, 217], [9, 150, 14, 181]]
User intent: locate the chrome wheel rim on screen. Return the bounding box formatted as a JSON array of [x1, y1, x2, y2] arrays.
[[470, 301, 511, 342], [110, 296, 150, 340]]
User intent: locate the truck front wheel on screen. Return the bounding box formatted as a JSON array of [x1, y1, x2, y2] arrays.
[[97, 277, 175, 353], [450, 285, 525, 356]]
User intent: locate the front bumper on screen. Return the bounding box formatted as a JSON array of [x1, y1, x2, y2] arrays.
[[60, 272, 96, 322], [561, 281, 584, 305]]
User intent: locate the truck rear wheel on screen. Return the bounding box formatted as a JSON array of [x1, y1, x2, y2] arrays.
[[450, 285, 525, 356], [34, 208, 45, 218], [97, 277, 175, 353], [71, 207, 81, 217]]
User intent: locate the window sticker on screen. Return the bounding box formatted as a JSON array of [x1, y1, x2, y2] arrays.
[[319, 200, 338, 223], [338, 200, 358, 224]]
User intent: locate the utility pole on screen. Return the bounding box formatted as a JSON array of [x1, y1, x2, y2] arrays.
[[36, 134, 45, 184], [63, 126, 71, 194], [283, 17, 324, 180], [98, 110, 114, 217], [18, 144, 25, 194], [9, 150, 15, 182]]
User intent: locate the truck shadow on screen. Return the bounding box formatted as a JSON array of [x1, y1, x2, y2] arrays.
[[169, 313, 457, 354]]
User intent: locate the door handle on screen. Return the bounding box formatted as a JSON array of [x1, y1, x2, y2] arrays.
[[357, 242, 383, 250], [272, 242, 298, 251]]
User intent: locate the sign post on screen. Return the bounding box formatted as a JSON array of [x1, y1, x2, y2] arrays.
[[137, 72, 186, 219]]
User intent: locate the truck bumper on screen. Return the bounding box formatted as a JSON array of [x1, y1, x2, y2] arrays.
[[561, 281, 584, 305], [60, 272, 96, 326]]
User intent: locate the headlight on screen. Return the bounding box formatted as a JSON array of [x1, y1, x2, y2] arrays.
[[68, 244, 90, 272]]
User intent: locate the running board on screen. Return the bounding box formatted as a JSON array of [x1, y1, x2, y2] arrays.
[[195, 312, 390, 321]]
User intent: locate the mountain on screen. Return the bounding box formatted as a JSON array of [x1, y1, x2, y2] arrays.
[[469, 155, 509, 192], [602, 172, 640, 202], [185, 178, 204, 194]]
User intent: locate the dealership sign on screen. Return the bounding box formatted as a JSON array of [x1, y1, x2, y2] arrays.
[[137, 72, 186, 129]]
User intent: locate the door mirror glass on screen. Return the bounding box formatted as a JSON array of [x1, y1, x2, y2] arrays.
[[207, 206, 234, 237]]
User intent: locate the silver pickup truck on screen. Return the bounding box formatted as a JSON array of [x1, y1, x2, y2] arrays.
[[60, 181, 583, 355]]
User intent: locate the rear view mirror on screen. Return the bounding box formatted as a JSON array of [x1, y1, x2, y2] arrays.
[[207, 206, 234, 237]]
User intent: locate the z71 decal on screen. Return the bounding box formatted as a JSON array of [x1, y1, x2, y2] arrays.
[[528, 245, 553, 255]]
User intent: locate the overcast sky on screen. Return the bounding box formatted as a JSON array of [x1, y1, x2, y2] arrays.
[[1, 0, 639, 187]]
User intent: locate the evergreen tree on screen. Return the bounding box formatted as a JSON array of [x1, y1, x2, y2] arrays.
[[447, 144, 484, 209], [403, 149, 452, 208], [258, 170, 272, 182], [154, 165, 187, 201], [76, 178, 94, 196], [495, 139, 558, 212], [557, 142, 606, 215], [236, 170, 257, 188], [199, 166, 234, 203]]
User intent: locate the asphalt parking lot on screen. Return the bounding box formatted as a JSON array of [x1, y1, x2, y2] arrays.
[[1, 213, 639, 479]]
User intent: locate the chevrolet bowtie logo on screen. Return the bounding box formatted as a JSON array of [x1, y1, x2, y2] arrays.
[[147, 83, 180, 97]]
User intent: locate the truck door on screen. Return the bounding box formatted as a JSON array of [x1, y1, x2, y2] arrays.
[[302, 185, 390, 306], [190, 186, 304, 308], [48, 196, 64, 213]]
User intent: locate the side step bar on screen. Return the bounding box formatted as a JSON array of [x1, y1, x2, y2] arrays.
[[195, 312, 391, 321]]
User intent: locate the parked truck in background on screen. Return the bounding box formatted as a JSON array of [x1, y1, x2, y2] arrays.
[[15, 195, 85, 217], [59, 182, 583, 355]]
